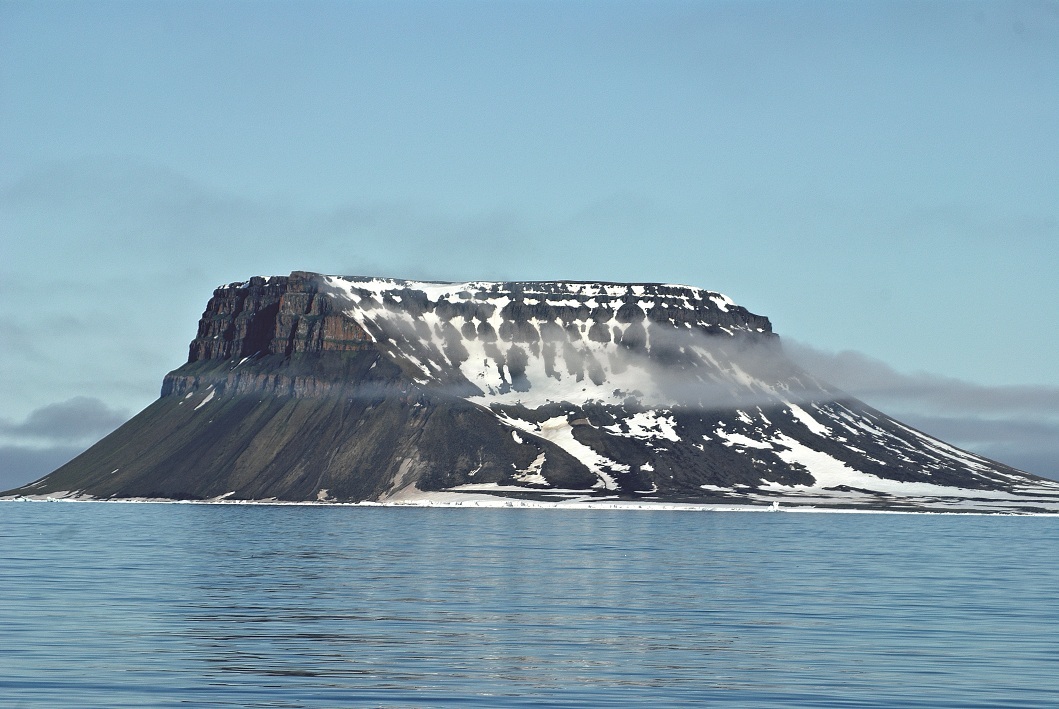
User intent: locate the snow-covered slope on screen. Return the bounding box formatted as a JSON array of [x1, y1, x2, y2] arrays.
[[321, 276, 774, 407], [314, 275, 1059, 512]]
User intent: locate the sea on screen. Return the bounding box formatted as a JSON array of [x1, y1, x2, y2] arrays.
[[2, 503, 1057, 708]]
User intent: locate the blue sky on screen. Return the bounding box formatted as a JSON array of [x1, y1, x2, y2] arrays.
[[2, 0, 1058, 487]]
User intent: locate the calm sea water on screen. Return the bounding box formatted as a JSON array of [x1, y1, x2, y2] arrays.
[[2, 504, 1057, 708]]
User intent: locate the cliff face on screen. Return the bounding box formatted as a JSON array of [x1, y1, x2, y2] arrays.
[[13, 271, 1059, 512], [187, 272, 371, 361], [162, 273, 374, 399]]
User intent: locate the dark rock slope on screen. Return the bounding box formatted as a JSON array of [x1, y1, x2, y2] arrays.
[[11, 271, 1059, 511]]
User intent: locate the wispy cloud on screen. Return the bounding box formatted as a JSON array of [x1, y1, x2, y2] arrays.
[[0, 397, 129, 445], [785, 341, 1059, 479], [785, 342, 1059, 416]]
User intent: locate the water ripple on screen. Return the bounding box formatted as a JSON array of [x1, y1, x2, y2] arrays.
[[2, 505, 1058, 707]]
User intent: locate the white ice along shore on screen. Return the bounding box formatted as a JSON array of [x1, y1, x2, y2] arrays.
[[5, 490, 1059, 515]]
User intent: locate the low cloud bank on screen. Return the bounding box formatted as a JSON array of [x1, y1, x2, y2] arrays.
[[0, 398, 130, 491], [786, 341, 1059, 479], [0, 397, 129, 445], [0, 445, 84, 491]]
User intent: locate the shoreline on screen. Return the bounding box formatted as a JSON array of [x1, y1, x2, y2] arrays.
[[3, 493, 1058, 516]]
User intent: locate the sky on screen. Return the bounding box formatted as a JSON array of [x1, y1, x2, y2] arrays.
[[2, 0, 1058, 489]]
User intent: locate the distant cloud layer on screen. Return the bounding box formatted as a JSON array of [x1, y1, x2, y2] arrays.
[[0, 396, 129, 444], [786, 342, 1059, 479], [0, 397, 130, 490], [0, 445, 85, 492]]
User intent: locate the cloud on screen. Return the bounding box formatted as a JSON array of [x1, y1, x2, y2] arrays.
[[0, 445, 83, 492], [785, 341, 1059, 479], [0, 397, 129, 445], [784, 342, 1059, 416], [0, 398, 130, 491], [2, 157, 684, 288], [897, 414, 1059, 481]]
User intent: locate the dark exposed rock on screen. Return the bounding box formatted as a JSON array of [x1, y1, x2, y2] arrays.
[[188, 273, 372, 362]]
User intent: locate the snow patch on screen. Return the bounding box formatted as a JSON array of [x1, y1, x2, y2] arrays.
[[761, 433, 1009, 498], [194, 387, 216, 410], [498, 413, 625, 491], [605, 411, 681, 442], [714, 427, 773, 450], [513, 452, 548, 486], [786, 402, 831, 436]]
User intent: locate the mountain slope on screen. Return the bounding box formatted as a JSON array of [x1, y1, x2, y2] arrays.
[[9, 271, 1059, 512]]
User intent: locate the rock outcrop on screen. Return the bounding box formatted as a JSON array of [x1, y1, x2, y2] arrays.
[[11, 271, 1059, 512]]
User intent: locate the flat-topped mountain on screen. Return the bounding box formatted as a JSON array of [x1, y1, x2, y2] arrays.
[[10, 271, 1059, 512]]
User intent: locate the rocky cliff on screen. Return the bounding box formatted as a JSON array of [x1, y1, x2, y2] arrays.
[[11, 271, 1059, 512]]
